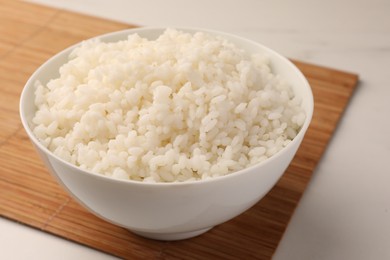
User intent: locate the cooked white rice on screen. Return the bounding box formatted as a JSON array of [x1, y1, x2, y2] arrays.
[[32, 28, 305, 183]]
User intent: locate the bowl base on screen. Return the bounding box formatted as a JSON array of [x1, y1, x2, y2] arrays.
[[130, 227, 213, 241]]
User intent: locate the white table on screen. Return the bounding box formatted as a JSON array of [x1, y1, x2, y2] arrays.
[[2, 0, 389, 259]]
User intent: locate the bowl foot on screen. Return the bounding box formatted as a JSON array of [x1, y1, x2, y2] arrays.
[[131, 227, 213, 241]]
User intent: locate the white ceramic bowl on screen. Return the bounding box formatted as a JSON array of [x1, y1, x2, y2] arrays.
[[20, 27, 313, 241]]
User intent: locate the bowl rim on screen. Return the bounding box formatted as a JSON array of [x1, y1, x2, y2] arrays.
[[19, 26, 314, 187]]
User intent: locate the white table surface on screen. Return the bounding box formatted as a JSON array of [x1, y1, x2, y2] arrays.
[[2, 0, 389, 259]]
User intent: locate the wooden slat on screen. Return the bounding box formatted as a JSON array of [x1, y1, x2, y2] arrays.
[[0, 0, 58, 56], [0, 0, 358, 259]]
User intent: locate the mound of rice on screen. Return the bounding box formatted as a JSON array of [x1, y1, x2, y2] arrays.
[[32, 28, 306, 183]]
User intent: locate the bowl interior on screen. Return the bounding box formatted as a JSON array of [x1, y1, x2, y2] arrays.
[[20, 27, 313, 185]]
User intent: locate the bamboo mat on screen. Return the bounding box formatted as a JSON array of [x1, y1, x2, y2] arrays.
[[0, 1, 358, 259]]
